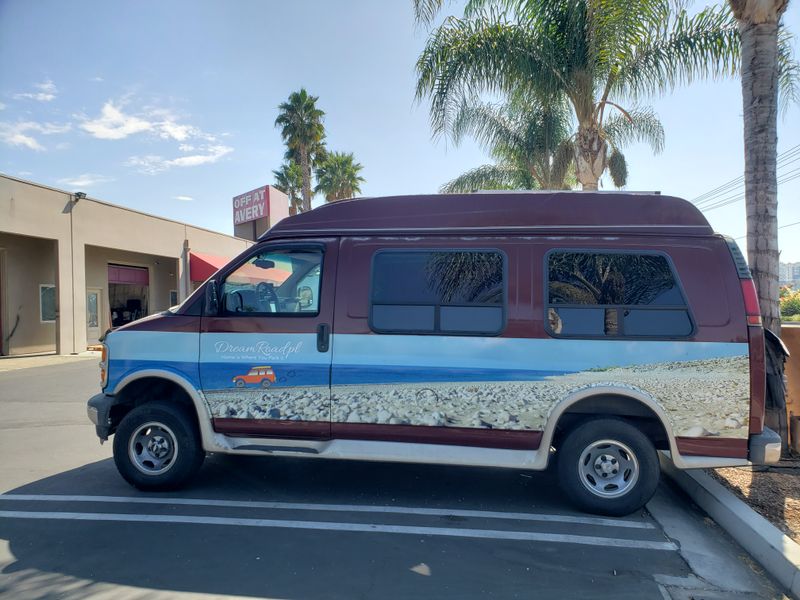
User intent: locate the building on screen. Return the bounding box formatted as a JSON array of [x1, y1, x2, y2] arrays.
[[779, 262, 800, 285], [0, 175, 287, 356]]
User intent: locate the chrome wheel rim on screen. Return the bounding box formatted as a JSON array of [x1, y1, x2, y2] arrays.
[[129, 421, 178, 475], [577, 439, 639, 498]]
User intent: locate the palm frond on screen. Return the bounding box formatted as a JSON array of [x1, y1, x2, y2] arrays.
[[779, 27, 800, 115], [313, 151, 366, 202], [614, 4, 739, 100], [602, 106, 664, 154], [416, 13, 563, 136], [450, 100, 524, 151], [439, 163, 533, 193]]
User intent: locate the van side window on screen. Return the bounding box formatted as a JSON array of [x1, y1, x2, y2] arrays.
[[220, 249, 323, 316], [546, 251, 692, 338], [370, 250, 505, 335]]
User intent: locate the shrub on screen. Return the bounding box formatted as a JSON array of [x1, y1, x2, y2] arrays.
[[780, 286, 800, 317]]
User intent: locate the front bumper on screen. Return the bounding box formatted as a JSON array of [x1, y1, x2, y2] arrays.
[[749, 427, 782, 464], [87, 393, 115, 440]]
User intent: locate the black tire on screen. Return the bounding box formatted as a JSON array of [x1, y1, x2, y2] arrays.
[[261, 379, 272, 389], [235, 379, 245, 388], [113, 401, 205, 491], [556, 418, 659, 517]]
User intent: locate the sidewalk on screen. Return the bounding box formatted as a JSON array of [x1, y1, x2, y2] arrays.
[[661, 454, 800, 598], [0, 352, 100, 373]]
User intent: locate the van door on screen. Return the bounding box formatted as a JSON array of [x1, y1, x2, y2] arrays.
[[199, 240, 337, 439], [330, 239, 539, 449]]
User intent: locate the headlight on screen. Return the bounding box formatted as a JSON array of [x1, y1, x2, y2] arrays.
[[99, 344, 109, 389]]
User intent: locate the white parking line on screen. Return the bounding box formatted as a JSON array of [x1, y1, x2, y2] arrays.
[[0, 510, 677, 551], [0, 494, 654, 529]]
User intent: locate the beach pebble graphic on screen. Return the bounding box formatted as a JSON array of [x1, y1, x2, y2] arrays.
[[682, 426, 719, 437], [201, 355, 750, 441], [416, 388, 438, 403]]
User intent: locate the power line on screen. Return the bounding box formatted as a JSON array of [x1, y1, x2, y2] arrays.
[[694, 152, 800, 209], [692, 144, 800, 209], [734, 219, 800, 241], [697, 160, 800, 213]]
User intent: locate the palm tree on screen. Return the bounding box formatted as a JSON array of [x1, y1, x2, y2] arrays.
[[440, 93, 663, 193], [728, 0, 795, 335], [415, 0, 741, 190], [442, 96, 573, 192], [314, 152, 366, 202], [272, 160, 304, 215], [275, 89, 325, 212]]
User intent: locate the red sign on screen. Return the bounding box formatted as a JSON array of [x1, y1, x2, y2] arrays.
[[232, 186, 268, 225]]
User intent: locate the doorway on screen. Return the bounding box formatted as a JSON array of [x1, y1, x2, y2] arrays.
[[108, 264, 149, 327]]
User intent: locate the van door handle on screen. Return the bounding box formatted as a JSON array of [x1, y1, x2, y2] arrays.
[[317, 323, 330, 353]]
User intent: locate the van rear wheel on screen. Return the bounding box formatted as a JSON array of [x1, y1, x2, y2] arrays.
[[556, 418, 659, 517], [113, 401, 204, 491]]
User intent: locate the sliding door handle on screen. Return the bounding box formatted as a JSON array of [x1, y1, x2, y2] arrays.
[[316, 323, 330, 353]]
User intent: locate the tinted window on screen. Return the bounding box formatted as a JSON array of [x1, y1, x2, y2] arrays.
[[220, 248, 323, 316], [371, 250, 505, 335], [546, 251, 692, 338]]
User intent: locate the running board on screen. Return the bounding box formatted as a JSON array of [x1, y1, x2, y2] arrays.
[[215, 435, 543, 469], [234, 444, 319, 454]]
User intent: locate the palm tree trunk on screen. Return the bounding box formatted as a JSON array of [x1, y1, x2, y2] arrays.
[[300, 147, 312, 213], [574, 122, 607, 191], [735, 2, 784, 336], [731, 0, 788, 455]]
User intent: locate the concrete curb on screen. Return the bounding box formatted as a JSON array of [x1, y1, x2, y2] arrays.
[[660, 455, 800, 599]]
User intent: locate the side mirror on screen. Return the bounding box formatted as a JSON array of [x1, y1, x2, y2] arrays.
[[298, 285, 313, 308], [205, 280, 220, 316]]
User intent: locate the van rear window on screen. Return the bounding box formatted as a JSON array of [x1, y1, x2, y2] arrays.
[[546, 251, 692, 338], [370, 250, 505, 335]]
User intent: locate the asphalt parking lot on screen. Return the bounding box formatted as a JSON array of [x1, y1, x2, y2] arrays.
[[0, 358, 787, 599]]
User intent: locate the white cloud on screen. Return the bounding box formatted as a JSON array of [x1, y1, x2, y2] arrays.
[[157, 120, 198, 141], [174, 195, 193, 201], [80, 100, 217, 146], [17, 170, 33, 177], [57, 173, 115, 188], [126, 144, 233, 174], [90, 76, 104, 82], [178, 143, 195, 152], [80, 102, 153, 140], [0, 121, 71, 150], [13, 80, 58, 102], [0, 102, 6, 110], [168, 144, 233, 167]]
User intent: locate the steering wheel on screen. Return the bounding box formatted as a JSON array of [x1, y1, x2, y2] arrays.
[[256, 282, 279, 311]]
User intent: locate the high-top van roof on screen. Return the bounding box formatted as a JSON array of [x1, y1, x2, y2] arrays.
[[263, 191, 713, 238]]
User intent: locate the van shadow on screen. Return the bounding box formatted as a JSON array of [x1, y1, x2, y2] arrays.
[[0, 454, 566, 600]]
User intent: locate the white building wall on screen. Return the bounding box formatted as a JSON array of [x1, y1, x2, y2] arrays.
[[0, 175, 255, 355]]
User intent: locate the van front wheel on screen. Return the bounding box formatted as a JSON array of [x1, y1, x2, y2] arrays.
[[557, 418, 659, 517], [113, 402, 204, 491]]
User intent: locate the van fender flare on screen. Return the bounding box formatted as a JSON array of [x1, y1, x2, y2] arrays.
[[534, 384, 680, 470], [112, 369, 231, 453]]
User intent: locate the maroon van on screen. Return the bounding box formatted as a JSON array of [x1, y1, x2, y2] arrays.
[[88, 192, 781, 516]]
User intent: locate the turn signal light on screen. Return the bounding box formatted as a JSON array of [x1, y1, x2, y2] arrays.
[[99, 344, 108, 388]]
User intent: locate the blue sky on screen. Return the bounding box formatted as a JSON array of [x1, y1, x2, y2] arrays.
[[1, 1, 798, 257]]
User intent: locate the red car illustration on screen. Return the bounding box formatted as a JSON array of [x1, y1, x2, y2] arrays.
[[232, 366, 276, 388]]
